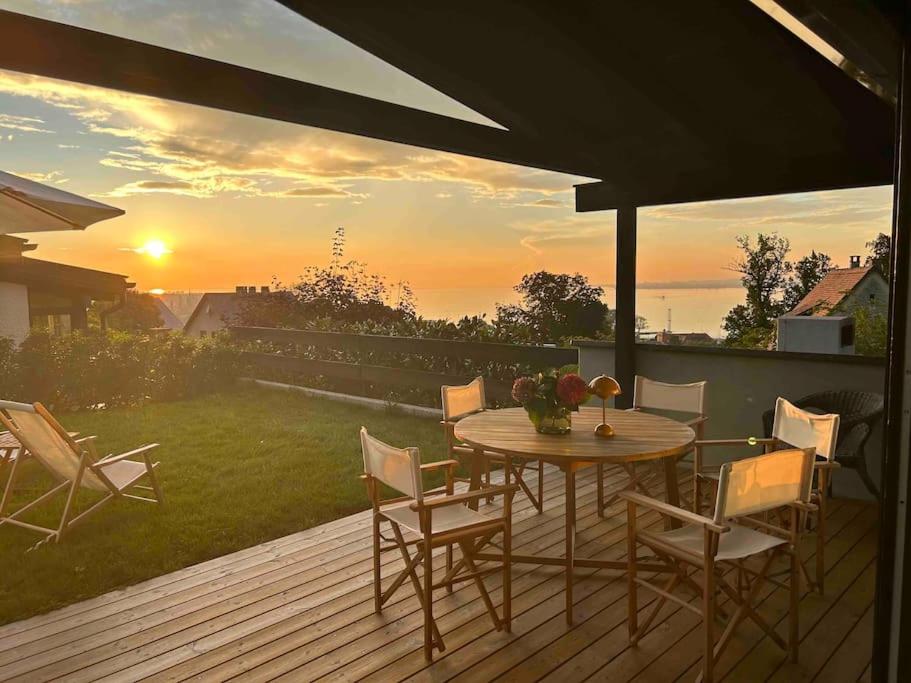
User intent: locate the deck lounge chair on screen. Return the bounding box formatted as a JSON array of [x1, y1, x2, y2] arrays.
[[0, 400, 162, 550]]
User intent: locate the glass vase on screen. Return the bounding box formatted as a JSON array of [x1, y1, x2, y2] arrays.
[[531, 406, 572, 435]]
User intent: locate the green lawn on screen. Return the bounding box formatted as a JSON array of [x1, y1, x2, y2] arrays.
[[0, 386, 448, 626]]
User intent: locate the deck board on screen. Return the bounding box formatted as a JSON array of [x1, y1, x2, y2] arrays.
[[0, 464, 876, 682]]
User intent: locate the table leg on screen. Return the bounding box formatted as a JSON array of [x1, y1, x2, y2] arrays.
[[565, 466, 576, 625], [468, 448, 484, 511], [663, 456, 682, 529]]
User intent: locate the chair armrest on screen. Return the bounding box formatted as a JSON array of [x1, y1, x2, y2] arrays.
[[420, 459, 459, 471], [94, 443, 160, 466], [619, 491, 728, 533], [410, 484, 519, 510], [696, 438, 776, 447], [74, 435, 96, 445], [814, 461, 841, 470]]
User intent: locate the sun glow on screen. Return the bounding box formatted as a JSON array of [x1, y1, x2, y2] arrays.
[[136, 239, 172, 259]]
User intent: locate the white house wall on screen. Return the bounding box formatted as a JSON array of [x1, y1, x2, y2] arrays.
[[0, 282, 30, 345]]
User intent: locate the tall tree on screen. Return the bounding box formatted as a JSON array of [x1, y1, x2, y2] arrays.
[[865, 232, 891, 280], [783, 250, 835, 311], [495, 271, 609, 343], [722, 233, 791, 346]]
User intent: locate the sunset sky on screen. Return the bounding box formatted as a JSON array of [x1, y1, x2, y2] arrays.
[[0, 0, 895, 299]]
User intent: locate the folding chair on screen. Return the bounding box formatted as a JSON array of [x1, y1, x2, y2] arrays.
[[442, 377, 544, 512], [0, 400, 162, 550], [360, 427, 516, 661], [622, 447, 816, 683], [696, 397, 838, 593], [597, 375, 707, 516]]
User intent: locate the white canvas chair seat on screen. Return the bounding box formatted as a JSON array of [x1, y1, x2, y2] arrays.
[[442, 377, 544, 513], [646, 521, 787, 562], [0, 400, 162, 551], [361, 427, 516, 661], [380, 499, 496, 536], [98, 459, 152, 491]]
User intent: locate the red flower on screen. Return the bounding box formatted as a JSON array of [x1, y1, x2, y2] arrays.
[[512, 376, 537, 404], [556, 373, 589, 407]]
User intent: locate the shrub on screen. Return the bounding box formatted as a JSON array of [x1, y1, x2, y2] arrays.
[[0, 330, 243, 411]]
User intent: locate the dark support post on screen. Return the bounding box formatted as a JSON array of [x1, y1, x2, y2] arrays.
[[69, 298, 88, 330], [614, 205, 637, 408], [875, 17, 911, 682]]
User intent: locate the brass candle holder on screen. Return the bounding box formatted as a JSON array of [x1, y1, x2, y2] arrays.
[[588, 375, 622, 437]]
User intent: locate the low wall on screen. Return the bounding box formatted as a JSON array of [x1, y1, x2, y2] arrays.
[[577, 341, 885, 500]]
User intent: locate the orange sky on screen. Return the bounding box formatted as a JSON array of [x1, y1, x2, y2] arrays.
[[0, 0, 895, 294]]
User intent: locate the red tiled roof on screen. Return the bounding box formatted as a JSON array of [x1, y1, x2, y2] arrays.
[[788, 267, 874, 316]]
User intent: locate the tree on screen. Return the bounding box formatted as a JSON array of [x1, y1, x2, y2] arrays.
[[783, 250, 835, 311], [236, 227, 416, 328], [723, 233, 791, 346], [854, 305, 887, 357], [865, 233, 891, 280], [96, 291, 163, 331], [494, 271, 610, 343]]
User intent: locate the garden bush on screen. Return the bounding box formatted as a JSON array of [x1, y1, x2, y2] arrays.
[[0, 330, 243, 411]]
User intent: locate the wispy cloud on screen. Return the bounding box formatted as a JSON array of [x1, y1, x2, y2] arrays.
[[13, 170, 68, 184], [510, 216, 612, 255], [0, 113, 52, 134]]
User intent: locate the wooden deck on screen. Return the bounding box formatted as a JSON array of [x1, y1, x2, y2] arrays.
[[0, 463, 877, 682]]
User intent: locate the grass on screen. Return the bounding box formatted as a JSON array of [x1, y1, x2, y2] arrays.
[[0, 386, 448, 626]]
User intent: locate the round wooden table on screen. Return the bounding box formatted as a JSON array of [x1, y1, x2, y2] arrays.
[[454, 406, 695, 624]]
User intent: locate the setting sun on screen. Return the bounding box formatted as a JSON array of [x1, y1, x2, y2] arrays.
[[137, 239, 172, 259]]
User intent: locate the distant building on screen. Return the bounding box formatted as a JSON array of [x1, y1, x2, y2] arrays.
[[654, 330, 715, 346], [152, 298, 183, 330], [777, 257, 888, 354], [183, 285, 269, 337], [0, 235, 133, 344], [788, 259, 888, 317]]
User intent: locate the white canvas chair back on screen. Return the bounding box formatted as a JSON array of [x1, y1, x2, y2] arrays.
[[713, 448, 814, 523], [633, 376, 706, 415], [772, 397, 840, 462], [0, 401, 106, 491], [360, 427, 423, 502], [441, 377, 486, 422]]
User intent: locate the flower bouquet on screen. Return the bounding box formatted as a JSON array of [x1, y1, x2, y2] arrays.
[[512, 365, 591, 434]]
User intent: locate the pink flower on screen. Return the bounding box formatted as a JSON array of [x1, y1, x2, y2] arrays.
[[512, 376, 537, 404], [556, 373, 589, 407]]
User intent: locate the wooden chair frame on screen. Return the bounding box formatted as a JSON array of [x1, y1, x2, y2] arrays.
[[362, 441, 517, 661], [0, 403, 162, 551], [622, 449, 815, 683], [442, 377, 544, 513], [597, 376, 707, 516]]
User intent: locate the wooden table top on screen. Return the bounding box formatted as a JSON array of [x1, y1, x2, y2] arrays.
[[454, 406, 695, 465]]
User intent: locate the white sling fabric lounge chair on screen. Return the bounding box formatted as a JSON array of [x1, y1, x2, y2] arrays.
[[622, 447, 816, 683], [361, 427, 516, 661], [695, 397, 839, 593], [442, 377, 545, 513], [0, 400, 162, 550], [597, 375, 707, 516]]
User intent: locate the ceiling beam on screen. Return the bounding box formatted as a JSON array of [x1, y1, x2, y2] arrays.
[[575, 160, 892, 211], [0, 10, 602, 179]]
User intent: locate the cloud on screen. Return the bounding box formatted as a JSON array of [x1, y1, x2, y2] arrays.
[[57, 143, 80, 149], [13, 170, 68, 184], [516, 198, 567, 208], [0, 70, 585, 203], [510, 215, 612, 254], [435, 192, 453, 199], [0, 113, 52, 134]]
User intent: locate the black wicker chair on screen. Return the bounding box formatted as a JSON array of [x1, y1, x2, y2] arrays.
[[762, 390, 884, 498]]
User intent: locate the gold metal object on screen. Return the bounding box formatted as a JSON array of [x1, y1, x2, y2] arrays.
[[588, 375, 622, 438]]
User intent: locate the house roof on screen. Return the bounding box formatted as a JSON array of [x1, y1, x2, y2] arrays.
[[0, 255, 132, 299], [183, 293, 246, 332], [788, 267, 879, 316], [153, 298, 183, 330]]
